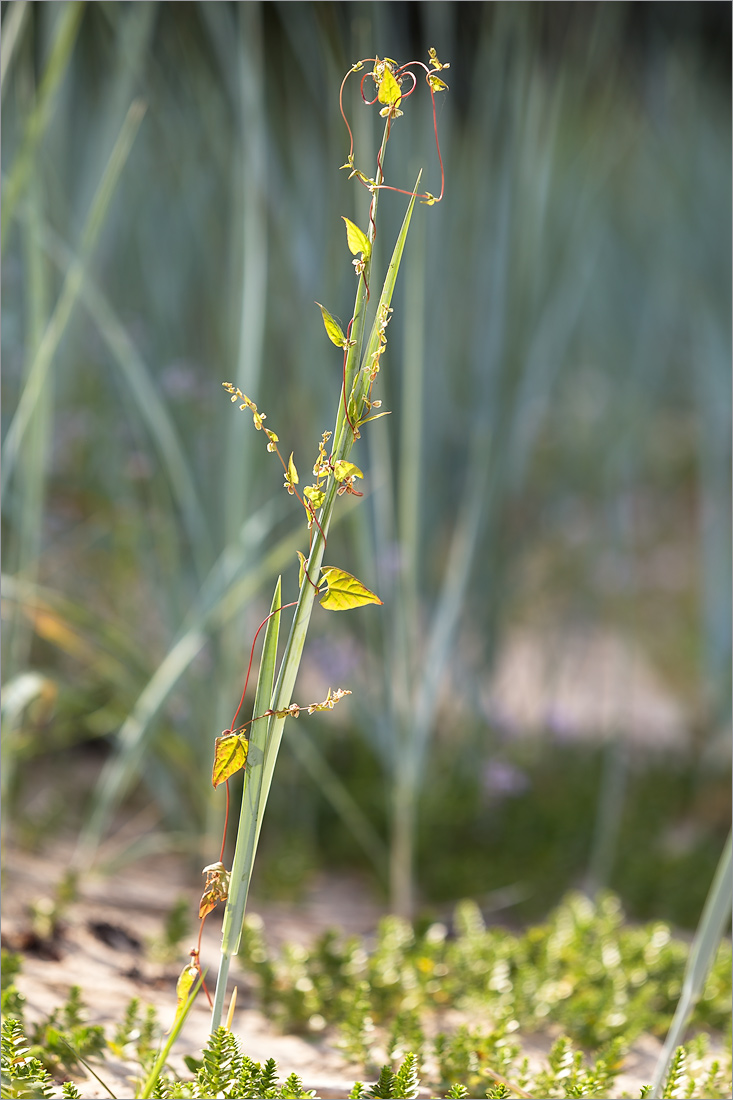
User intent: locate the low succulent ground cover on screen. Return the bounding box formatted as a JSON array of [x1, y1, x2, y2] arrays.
[[2, 891, 730, 1099]]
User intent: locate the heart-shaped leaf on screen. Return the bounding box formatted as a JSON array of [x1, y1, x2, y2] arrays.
[[320, 566, 383, 611]]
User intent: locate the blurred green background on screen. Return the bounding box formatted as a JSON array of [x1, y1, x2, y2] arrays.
[[2, 1, 730, 929]]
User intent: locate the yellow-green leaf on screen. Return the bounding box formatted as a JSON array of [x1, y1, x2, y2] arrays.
[[296, 550, 307, 588], [303, 484, 325, 509], [174, 964, 199, 1023], [212, 732, 248, 788], [287, 452, 299, 486], [377, 66, 402, 108], [320, 567, 383, 611], [356, 410, 392, 428], [342, 217, 371, 259], [333, 460, 363, 483], [316, 302, 347, 348], [427, 74, 449, 92]]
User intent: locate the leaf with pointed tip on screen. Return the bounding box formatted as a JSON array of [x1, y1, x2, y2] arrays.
[[356, 410, 392, 428], [356, 177, 421, 409], [378, 66, 402, 108], [427, 74, 449, 92], [174, 964, 199, 1024], [296, 550, 307, 588], [320, 567, 383, 611], [198, 888, 219, 920], [316, 302, 347, 348], [212, 732, 248, 788], [342, 217, 370, 259], [333, 460, 363, 483], [287, 452, 298, 486]]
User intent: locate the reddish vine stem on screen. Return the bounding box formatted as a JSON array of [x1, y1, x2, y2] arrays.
[[342, 317, 357, 435], [228, 602, 295, 733], [341, 56, 446, 207], [269, 441, 327, 552], [218, 599, 297, 864], [190, 942, 213, 1008], [340, 55, 444, 445]]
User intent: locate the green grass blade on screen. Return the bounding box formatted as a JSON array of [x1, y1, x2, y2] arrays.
[[2, 97, 147, 493], [74, 627, 208, 866], [257, 181, 422, 866], [333, 123, 390, 447], [57, 1037, 118, 1100], [285, 725, 387, 876], [224, 2, 268, 545], [137, 971, 203, 1099], [1, 0, 84, 246], [74, 492, 347, 865], [29, 216, 212, 575], [649, 830, 733, 1098], [4, 98, 52, 681], [215, 180, 421, 929], [398, 215, 427, 624], [71, 520, 297, 867], [210, 577, 282, 1031], [1, 1, 30, 94], [353, 174, 422, 420]]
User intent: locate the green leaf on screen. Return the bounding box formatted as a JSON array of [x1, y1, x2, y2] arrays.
[[427, 74, 449, 92], [211, 732, 248, 789], [316, 302, 348, 348], [139, 971, 202, 1098], [296, 550, 307, 589], [173, 964, 198, 1029], [287, 452, 298, 486], [356, 410, 392, 428], [333, 460, 363, 483], [320, 567, 383, 611], [342, 217, 371, 258]]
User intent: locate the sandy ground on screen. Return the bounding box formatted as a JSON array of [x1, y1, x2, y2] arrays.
[[0, 839, 696, 1099]]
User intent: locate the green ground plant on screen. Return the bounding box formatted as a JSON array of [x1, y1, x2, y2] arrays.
[[2, 900, 731, 1100], [233, 891, 732, 1050]]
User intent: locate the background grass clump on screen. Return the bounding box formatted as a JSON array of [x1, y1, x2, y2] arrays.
[[2, 1, 729, 929]]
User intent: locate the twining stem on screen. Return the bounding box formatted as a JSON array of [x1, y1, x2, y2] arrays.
[[335, 122, 389, 445]]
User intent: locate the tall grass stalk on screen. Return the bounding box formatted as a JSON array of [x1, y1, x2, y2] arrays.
[[209, 176, 422, 1029], [0, 1, 29, 94], [209, 578, 282, 1029], [2, 97, 147, 492], [649, 830, 732, 1098], [205, 48, 448, 1024], [358, 9, 606, 916], [1, 0, 83, 247]]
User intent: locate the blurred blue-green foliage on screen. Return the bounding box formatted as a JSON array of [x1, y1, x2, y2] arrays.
[[1, 1, 730, 926]]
